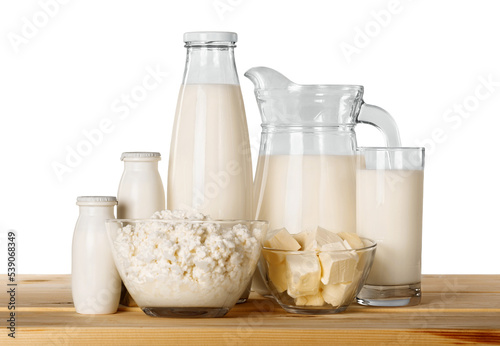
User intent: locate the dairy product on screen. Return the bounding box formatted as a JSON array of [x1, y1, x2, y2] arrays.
[[286, 253, 321, 298], [254, 155, 356, 235], [295, 292, 325, 306], [321, 282, 353, 306], [293, 226, 344, 251], [267, 261, 288, 293], [263, 228, 366, 307], [72, 197, 121, 314], [167, 84, 253, 220], [337, 231, 365, 249], [117, 152, 165, 219], [111, 210, 263, 308], [356, 169, 423, 286], [319, 242, 358, 285], [266, 228, 301, 250]]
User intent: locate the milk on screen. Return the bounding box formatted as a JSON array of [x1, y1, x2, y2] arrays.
[[254, 155, 357, 234], [72, 197, 121, 314], [167, 84, 253, 220], [356, 169, 424, 286], [117, 155, 165, 219]]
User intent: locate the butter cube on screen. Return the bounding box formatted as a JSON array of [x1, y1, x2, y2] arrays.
[[319, 242, 358, 285], [314, 227, 344, 247], [286, 254, 321, 298], [292, 231, 312, 250], [268, 261, 288, 293], [263, 249, 285, 267], [293, 227, 344, 251], [337, 232, 364, 249], [321, 282, 353, 306], [295, 292, 325, 306], [265, 228, 301, 264], [266, 228, 301, 250]]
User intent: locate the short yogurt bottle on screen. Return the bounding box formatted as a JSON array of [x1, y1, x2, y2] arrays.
[[72, 196, 121, 314], [117, 152, 165, 219], [116, 152, 165, 306]]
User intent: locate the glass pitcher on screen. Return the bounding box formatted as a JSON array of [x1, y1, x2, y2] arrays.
[[245, 67, 401, 235]]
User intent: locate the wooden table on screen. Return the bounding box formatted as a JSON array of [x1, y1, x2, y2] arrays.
[[1, 275, 499, 345]]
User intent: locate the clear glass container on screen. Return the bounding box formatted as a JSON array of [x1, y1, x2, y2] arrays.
[[245, 67, 401, 296], [258, 238, 376, 314], [356, 147, 425, 307], [167, 32, 253, 302], [167, 32, 252, 220], [106, 219, 268, 317]]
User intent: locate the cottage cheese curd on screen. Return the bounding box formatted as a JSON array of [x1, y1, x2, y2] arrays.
[[112, 210, 263, 308]]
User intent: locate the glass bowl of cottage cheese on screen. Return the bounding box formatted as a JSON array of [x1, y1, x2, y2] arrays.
[[105, 210, 268, 318]]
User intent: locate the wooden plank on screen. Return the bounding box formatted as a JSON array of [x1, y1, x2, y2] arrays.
[[1, 275, 499, 345], [7, 308, 500, 329], [2, 328, 500, 346], [422, 274, 500, 293], [2, 275, 500, 311]]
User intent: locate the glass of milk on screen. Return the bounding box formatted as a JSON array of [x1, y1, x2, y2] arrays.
[[356, 147, 424, 307]]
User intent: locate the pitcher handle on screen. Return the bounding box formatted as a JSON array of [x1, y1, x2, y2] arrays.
[[357, 103, 401, 147]]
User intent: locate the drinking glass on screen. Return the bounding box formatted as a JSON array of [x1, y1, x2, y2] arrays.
[[356, 147, 424, 307]]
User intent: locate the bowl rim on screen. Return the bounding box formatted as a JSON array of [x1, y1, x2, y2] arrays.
[[262, 237, 377, 253], [106, 218, 269, 224]]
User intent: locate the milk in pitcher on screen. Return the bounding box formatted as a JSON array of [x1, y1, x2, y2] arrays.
[[254, 154, 356, 234]]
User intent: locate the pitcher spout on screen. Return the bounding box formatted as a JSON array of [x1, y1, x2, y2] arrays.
[[244, 66, 364, 127], [244, 67, 294, 90]]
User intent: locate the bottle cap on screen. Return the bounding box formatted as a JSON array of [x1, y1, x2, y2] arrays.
[[120, 152, 161, 161], [76, 196, 117, 206], [183, 31, 237, 43]]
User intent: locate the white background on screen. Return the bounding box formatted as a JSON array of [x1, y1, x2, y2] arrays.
[[1, 0, 499, 274]]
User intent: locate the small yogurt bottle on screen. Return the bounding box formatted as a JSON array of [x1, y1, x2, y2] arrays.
[[116, 152, 165, 306], [72, 196, 121, 314], [117, 152, 165, 219]]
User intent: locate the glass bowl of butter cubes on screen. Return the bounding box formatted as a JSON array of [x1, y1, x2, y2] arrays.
[[258, 227, 376, 314]]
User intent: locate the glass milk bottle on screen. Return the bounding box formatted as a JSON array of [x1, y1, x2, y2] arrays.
[[167, 32, 253, 220], [72, 196, 121, 314], [167, 32, 253, 302], [117, 152, 165, 219]]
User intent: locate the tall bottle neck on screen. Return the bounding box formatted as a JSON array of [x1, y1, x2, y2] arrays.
[[182, 43, 239, 85]]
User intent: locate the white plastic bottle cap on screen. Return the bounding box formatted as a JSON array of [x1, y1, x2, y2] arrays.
[[120, 152, 161, 161], [76, 196, 118, 206], [183, 31, 237, 43]]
